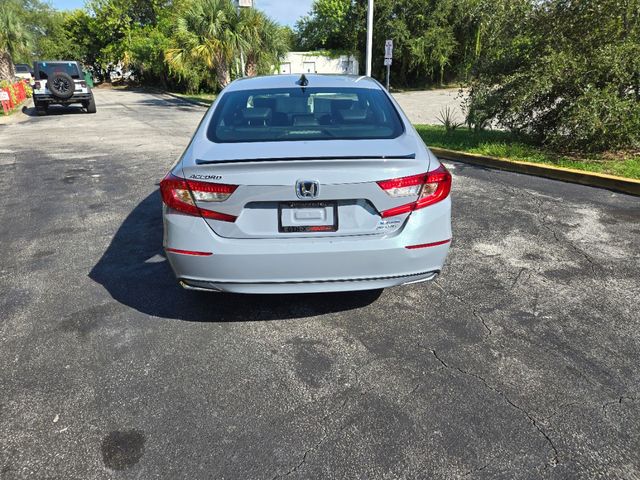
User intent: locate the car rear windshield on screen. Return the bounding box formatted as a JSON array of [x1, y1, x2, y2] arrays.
[[36, 62, 80, 80], [15, 65, 29, 73], [207, 87, 404, 143]]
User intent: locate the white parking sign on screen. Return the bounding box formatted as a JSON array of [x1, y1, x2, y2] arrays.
[[0, 91, 9, 102], [385, 40, 393, 59]]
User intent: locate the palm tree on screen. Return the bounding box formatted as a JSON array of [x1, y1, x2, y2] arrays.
[[0, 3, 29, 82], [165, 0, 245, 90], [239, 8, 290, 77]]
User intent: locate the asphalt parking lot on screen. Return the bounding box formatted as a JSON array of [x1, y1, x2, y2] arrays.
[[1, 88, 639, 479]]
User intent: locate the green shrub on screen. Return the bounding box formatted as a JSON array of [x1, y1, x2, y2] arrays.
[[552, 86, 640, 152], [465, 0, 640, 153]]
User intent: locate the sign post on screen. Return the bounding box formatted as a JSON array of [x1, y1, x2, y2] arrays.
[[384, 39, 393, 91], [366, 0, 374, 76], [236, 0, 252, 76]]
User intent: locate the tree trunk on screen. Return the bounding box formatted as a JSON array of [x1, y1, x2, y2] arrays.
[[400, 49, 408, 86], [215, 60, 231, 90], [244, 55, 258, 77], [0, 50, 15, 82], [160, 70, 168, 90], [244, 62, 258, 77]]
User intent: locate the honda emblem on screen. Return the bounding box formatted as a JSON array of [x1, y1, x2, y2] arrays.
[[296, 180, 319, 199]]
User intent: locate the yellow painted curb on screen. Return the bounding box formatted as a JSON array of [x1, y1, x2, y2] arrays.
[[430, 147, 640, 197]]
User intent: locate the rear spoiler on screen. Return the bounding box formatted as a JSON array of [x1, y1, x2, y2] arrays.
[[196, 154, 416, 165]]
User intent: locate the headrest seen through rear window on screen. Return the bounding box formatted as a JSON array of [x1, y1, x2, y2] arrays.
[[242, 107, 272, 121]]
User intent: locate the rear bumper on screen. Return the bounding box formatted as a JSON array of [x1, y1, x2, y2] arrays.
[[179, 270, 440, 294], [34, 93, 92, 104], [163, 198, 452, 294]]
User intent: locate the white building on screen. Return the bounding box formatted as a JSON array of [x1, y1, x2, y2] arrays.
[[278, 52, 359, 76]]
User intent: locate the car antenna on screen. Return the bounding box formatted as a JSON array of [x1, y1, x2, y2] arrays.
[[297, 74, 309, 89]]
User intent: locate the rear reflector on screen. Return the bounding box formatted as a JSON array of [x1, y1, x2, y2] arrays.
[[405, 239, 451, 250], [159, 173, 238, 222], [378, 164, 452, 218], [199, 209, 238, 222], [166, 248, 213, 256]]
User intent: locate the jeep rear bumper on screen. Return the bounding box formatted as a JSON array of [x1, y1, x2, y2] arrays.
[[34, 93, 93, 104]]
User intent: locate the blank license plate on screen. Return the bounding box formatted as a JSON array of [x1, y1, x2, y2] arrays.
[[278, 201, 338, 233]]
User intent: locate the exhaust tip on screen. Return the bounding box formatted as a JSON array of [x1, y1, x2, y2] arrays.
[[179, 280, 223, 293]]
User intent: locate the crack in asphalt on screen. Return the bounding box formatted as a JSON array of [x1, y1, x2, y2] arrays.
[[492, 177, 606, 277], [399, 383, 422, 408], [271, 352, 434, 479], [541, 395, 638, 423], [430, 349, 559, 469], [433, 280, 492, 336], [273, 374, 442, 479], [463, 463, 488, 476], [531, 194, 604, 276], [270, 374, 373, 479], [602, 395, 637, 415], [542, 229, 600, 277], [510, 267, 529, 290]]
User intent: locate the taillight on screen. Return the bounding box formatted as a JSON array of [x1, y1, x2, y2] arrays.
[[377, 173, 425, 197], [378, 165, 451, 218], [34, 81, 41, 89], [80, 81, 87, 88], [188, 179, 237, 202], [159, 173, 238, 222]]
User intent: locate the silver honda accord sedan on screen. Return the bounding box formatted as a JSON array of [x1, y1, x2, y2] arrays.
[[160, 74, 452, 293]]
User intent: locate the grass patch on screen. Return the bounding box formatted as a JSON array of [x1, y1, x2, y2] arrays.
[[414, 124, 640, 180], [171, 92, 216, 105]]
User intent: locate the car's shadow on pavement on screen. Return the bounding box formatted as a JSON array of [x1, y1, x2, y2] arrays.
[[89, 192, 382, 322]]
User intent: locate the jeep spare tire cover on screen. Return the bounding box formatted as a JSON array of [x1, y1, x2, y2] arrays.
[[48, 71, 75, 99]]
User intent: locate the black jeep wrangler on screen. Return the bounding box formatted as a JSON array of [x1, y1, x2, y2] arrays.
[[32, 61, 96, 115]]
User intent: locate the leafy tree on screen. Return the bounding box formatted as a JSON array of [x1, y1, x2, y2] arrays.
[[0, 0, 30, 81], [165, 0, 242, 90], [166, 0, 287, 91], [84, 0, 171, 69], [239, 8, 290, 76], [128, 20, 172, 87], [295, 0, 357, 51], [61, 10, 102, 67], [0, 0, 99, 70], [295, 0, 481, 86], [466, 0, 640, 152], [0, 0, 291, 90], [30, 10, 95, 62]]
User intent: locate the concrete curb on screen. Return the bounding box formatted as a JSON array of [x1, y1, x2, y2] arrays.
[[430, 146, 640, 197], [156, 90, 211, 108], [0, 99, 33, 126]]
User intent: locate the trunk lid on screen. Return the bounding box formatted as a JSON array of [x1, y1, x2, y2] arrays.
[[181, 137, 431, 239]]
